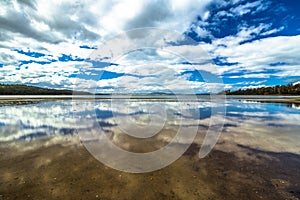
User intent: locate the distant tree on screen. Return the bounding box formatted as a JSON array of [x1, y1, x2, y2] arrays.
[[225, 83, 300, 95], [0, 84, 91, 95]]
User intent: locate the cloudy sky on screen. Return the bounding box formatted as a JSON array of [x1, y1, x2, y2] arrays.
[[0, 0, 299, 93]]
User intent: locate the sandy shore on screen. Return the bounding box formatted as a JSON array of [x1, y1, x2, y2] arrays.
[[226, 95, 300, 104], [234, 98, 300, 104]]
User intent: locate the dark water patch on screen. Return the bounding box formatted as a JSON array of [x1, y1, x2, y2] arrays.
[[19, 132, 48, 141]]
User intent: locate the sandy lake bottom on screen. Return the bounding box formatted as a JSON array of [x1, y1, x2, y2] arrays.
[[0, 98, 300, 199]]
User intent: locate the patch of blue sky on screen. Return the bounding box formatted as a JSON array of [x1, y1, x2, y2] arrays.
[[89, 60, 119, 68], [282, 76, 300, 84], [213, 57, 239, 66], [269, 62, 289, 67], [67, 74, 77, 78], [223, 76, 292, 87], [180, 70, 205, 82], [19, 60, 53, 66], [222, 69, 282, 77], [74, 69, 150, 81], [223, 77, 264, 84], [184, 30, 212, 43], [79, 45, 97, 49], [179, 70, 222, 83], [58, 54, 85, 62], [186, 0, 300, 44], [14, 49, 46, 58]]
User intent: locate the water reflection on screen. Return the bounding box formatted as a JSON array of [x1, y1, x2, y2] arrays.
[[0, 101, 77, 141], [0, 99, 299, 156]]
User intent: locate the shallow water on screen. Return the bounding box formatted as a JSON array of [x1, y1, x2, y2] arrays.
[[0, 98, 300, 199]]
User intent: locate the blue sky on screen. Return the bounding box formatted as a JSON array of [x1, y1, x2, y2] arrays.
[[0, 0, 299, 93]]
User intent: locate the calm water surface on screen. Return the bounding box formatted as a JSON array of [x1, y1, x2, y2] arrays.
[[0, 97, 299, 199]]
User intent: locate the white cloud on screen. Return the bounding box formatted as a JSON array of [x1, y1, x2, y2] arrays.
[[212, 23, 281, 47], [214, 0, 269, 18], [1, 0, 213, 47], [70, 62, 220, 94], [230, 0, 264, 16], [236, 80, 266, 85], [0, 0, 214, 85], [0, 0, 219, 92], [0, 0, 299, 92], [211, 32, 300, 77], [241, 84, 268, 89]]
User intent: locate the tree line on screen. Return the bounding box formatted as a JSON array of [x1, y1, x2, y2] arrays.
[[1, 83, 300, 95], [0, 84, 90, 95], [225, 83, 300, 95]]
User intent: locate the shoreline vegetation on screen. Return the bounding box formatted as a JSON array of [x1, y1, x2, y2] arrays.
[[223, 83, 300, 95], [0, 84, 91, 95], [0, 83, 300, 105], [0, 83, 299, 96]]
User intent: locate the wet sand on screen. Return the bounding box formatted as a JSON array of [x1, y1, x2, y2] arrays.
[[241, 98, 300, 105], [0, 135, 299, 200], [226, 95, 300, 105], [1, 96, 299, 107]]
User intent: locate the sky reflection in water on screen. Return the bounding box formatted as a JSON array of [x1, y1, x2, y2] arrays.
[[0, 99, 299, 155]]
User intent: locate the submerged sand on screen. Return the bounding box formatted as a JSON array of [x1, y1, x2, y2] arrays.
[[0, 134, 299, 200], [0, 97, 300, 199]]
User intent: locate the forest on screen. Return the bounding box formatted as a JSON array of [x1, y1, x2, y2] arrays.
[[225, 83, 300, 95], [0, 84, 90, 95], [1, 83, 300, 95]]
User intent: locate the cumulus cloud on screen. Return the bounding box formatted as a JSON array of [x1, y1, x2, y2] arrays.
[[212, 35, 300, 77], [0, 0, 212, 47], [0, 0, 219, 91], [0, 0, 299, 91]]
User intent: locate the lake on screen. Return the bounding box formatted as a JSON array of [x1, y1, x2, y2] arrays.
[[0, 96, 299, 199]]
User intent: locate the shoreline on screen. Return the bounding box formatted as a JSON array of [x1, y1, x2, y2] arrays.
[[233, 98, 300, 104], [0, 95, 299, 105]]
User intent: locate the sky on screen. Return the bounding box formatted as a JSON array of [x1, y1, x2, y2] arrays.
[[0, 0, 300, 94]]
